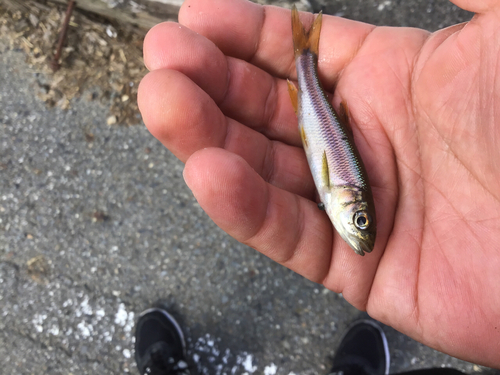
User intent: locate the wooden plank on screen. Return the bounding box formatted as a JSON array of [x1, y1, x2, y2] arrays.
[[44, 0, 310, 30], [48, 0, 181, 29]]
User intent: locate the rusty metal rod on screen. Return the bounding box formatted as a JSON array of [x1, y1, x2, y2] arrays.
[[50, 0, 76, 72]]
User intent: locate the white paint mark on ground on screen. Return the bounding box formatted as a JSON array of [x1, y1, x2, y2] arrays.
[[32, 313, 47, 333], [80, 296, 93, 315], [95, 308, 105, 320], [48, 324, 60, 336], [242, 354, 257, 373], [124, 311, 135, 333], [264, 363, 278, 375], [192, 333, 266, 374], [77, 320, 93, 338], [377, 0, 391, 11], [222, 348, 231, 364], [122, 348, 131, 358], [114, 303, 135, 334], [114, 303, 128, 326]]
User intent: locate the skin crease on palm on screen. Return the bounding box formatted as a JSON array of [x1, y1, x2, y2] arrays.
[[138, 0, 500, 368]]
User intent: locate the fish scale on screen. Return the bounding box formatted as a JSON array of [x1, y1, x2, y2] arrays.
[[296, 53, 367, 189]]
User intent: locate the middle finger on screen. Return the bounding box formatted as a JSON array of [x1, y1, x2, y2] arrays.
[[143, 22, 302, 146], [138, 68, 316, 199]]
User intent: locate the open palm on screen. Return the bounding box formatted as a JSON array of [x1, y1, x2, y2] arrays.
[[138, 0, 500, 367]]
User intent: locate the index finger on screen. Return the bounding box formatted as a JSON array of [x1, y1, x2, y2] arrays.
[[179, 0, 375, 87]]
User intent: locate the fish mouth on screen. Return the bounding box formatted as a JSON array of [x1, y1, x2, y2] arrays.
[[349, 238, 375, 256]]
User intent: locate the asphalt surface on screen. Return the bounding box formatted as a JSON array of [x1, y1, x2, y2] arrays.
[[1, 1, 499, 375], [309, 0, 472, 30]]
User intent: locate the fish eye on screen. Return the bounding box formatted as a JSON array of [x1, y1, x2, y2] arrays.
[[354, 211, 371, 230]]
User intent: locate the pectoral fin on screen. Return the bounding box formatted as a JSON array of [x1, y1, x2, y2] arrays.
[[300, 125, 308, 148], [321, 151, 330, 188]]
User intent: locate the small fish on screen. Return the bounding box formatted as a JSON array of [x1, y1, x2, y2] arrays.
[[288, 6, 376, 255]]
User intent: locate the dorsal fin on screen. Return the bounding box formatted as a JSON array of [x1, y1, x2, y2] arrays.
[[287, 79, 298, 115], [339, 100, 353, 136]]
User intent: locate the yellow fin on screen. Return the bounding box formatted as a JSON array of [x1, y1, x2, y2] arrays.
[[291, 5, 323, 58], [300, 125, 308, 148], [339, 100, 353, 136], [321, 150, 330, 188], [339, 100, 349, 124], [287, 79, 298, 115]]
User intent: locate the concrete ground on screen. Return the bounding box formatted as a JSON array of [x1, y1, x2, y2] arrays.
[[1, 1, 498, 374]]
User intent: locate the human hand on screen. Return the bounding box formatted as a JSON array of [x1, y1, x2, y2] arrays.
[[138, 0, 500, 367]]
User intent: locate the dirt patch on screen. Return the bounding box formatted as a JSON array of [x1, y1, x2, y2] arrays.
[[0, 0, 148, 125]]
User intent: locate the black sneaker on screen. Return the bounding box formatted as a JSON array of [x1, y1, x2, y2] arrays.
[[328, 320, 390, 375], [134, 307, 190, 375]]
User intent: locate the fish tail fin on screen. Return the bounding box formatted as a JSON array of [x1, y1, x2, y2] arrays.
[[291, 5, 322, 58]]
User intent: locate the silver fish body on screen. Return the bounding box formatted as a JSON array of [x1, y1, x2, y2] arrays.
[[289, 7, 376, 255]]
